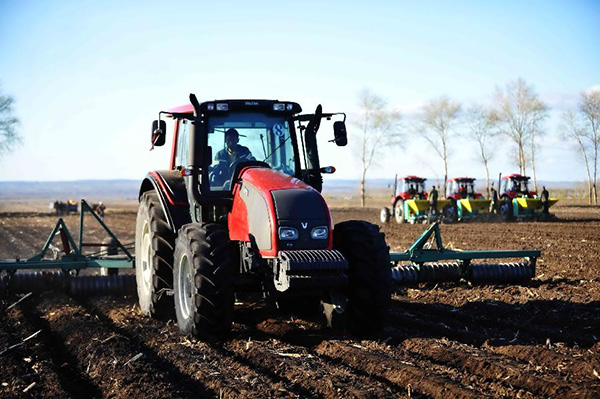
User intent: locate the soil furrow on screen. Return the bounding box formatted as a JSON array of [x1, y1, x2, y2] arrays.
[[487, 344, 600, 384], [224, 339, 405, 399], [30, 293, 204, 399], [390, 299, 600, 347], [398, 337, 600, 399], [90, 297, 301, 399], [315, 340, 485, 399], [2, 299, 92, 399]]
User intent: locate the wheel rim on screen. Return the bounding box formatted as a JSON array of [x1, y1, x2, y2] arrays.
[[177, 254, 193, 320], [141, 221, 152, 288], [380, 208, 388, 223], [395, 203, 403, 223]]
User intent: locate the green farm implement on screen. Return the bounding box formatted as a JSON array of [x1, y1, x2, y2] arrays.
[[389, 222, 539, 284], [0, 200, 136, 296], [1, 202, 539, 301]]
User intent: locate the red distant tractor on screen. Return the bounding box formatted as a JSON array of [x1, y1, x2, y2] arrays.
[[498, 174, 557, 221], [500, 174, 537, 199], [380, 175, 428, 224], [443, 177, 490, 222], [135, 95, 392, 340]]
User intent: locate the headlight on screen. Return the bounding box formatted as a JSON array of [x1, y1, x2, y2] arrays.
[[273, 103, 286, 111], [216, 103, 229, 111], [310, 226, 328, 240], [278, 227, 299, 240]]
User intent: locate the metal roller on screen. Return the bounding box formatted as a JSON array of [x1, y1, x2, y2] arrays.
[[391, 265, 419, 284], [69, 275, 137, 296], [419, 262, 462, 283], [467, 262, 535, 284], [5, 271, 69, 294]]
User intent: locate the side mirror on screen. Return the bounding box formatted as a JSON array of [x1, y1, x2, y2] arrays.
[[151, 120, 166, 147], [333, 121, 347, 146]]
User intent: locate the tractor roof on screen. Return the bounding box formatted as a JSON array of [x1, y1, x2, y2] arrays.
[[166, 99, 302, 117], [398, 175, 426, 182], [502, 174, 530, 181], [447, 177, 476, 182]]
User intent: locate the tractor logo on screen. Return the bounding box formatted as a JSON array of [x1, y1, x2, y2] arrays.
[[301, 222, 308, 229]]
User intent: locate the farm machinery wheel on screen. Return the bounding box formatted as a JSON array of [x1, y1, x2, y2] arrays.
[[333, 221, 392, 335], [500, 196, 513, 222], [379, 207, 391, 223], [173, 223, 236, 341], [394, 200, 405, 224], [444, 199, 458, 223], [135, 191, 175, 319]]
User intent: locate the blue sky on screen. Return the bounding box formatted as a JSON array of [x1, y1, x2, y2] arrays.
[[0, 0, 598, 184]]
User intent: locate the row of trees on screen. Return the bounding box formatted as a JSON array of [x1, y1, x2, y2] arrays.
[[354, 80, 600, 206]]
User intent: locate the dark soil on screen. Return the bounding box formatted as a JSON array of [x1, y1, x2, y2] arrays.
[[1, 203, 599, 398]]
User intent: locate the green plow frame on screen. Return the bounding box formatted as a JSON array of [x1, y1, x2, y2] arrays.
[[0, 200, 136, 296], [389, 222, 540, 284]]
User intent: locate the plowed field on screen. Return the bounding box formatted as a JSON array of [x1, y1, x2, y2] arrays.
[[1, 203, 599, 398]]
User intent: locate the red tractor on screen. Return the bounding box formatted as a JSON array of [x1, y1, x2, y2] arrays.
[[498, 174, 557, 221], [380, 175, 428, 224], [443, 177, 488, 222], [135, 95, 392, 340]]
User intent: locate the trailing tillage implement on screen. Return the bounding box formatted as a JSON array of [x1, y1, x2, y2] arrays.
[[390, 222, 539, 284], [0, 199, 136, 296]]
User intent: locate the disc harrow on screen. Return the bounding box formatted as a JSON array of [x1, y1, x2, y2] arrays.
[[0, 199, 136, 297], [389, 223, 539, 285]]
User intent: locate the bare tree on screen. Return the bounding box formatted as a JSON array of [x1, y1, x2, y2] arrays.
[[579, 89, 600, 204], [352, 89, 402, 207], [560, 110, 593, 203], [492, 79, 547, 191], [418, 96, 461, 194], [0, 89, 20, 156], [465, 105, 498, 196]]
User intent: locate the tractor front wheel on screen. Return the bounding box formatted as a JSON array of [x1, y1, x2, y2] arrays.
[[173, 223, 236, 340], [135, 192, 175, 318], [380, 207, 391, 224], [333, 221, 392, 335]]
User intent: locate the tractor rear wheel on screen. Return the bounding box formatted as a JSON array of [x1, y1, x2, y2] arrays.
[[173, 223, 236, 340], [394, 200, 405, 224], [333, 221, 392, 335], [500, 196, 513, 222], [135, 192, 175, 319]]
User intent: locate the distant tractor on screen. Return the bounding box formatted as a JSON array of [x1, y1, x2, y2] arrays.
[[499, 174, 558, 221], [380, 175, 448, 224], [135, 95, 392, 340], [443, 177, 491, 222]]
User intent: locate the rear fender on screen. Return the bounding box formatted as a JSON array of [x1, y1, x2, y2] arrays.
[[139, 170, 191, 233]]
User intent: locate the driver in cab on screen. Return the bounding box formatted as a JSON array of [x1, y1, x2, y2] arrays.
[[212, 128, 255, 186]]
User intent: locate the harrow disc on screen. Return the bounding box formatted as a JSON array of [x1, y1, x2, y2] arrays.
[[419, 262, 462, 283], [467, 262, 535, 284], [69, 275, 137, 296], [391, 265, 419, 284]]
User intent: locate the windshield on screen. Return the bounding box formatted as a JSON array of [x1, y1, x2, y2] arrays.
[[399, 180, 425, 196], [207, 112, 296, 191]]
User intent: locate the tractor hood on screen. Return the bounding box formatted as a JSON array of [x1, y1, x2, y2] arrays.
[[228, 168, 332, 257]]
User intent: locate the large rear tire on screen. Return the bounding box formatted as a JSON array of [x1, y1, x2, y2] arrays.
[[135, 192, 175, 318], [173, 223, 236, 340], [333, 221, 392, 335]]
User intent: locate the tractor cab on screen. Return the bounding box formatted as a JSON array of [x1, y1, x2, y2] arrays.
[[445, 177, 482, 200], [149, 98, 347, 222], [501, 174, 536, 199], [394, 176, 428, 200]]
